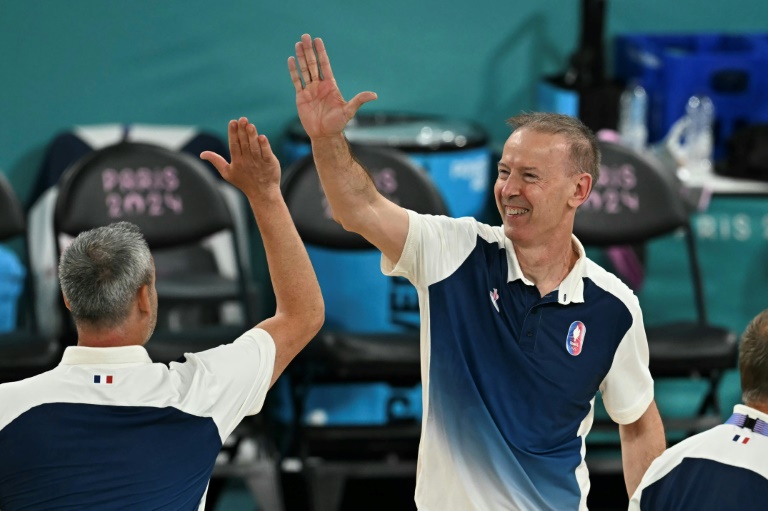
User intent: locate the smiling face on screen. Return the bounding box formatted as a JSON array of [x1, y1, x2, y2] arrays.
[[494, 128, 591, 247]]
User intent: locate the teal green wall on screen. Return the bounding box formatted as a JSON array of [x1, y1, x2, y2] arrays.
[[2, 0, 767, 200], [0, 0, 763, 416]]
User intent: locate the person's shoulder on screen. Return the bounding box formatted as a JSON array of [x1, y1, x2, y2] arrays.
[[234, 327, 275, 349], [583, 257, 640, 310], [644, 424, 744, 481], [180, 327, 275, 370], [409, 211, 504, 244], [0, 370, 58, 429]]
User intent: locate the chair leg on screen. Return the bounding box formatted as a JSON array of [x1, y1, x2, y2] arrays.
[[306, 462, 347, 511], [697, 371, 723, 417], [240, 460, 286, 511]]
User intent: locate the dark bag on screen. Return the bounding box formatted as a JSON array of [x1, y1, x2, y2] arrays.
[[719, 124, 768, 181]]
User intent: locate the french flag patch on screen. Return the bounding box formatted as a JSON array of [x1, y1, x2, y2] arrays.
[[732, 435, 750, 444], [93, 375, 114, 384]]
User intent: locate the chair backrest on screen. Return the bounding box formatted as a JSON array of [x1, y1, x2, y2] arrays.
[[574, 140, 690, 246], [0, 173, 26, 241], [0, 174, 28, 333], [574, 140, 707, 323], [281, 145, 448, 250], [55, 142, 233, 248], [51, 142, 254, 342], [0, 175, 60, 382], [279, 147, 444, 431]]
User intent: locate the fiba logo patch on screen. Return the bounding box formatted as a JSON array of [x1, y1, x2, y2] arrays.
[[566, 321, 586, 356]]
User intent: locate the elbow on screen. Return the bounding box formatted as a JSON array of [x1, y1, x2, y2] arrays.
[[330, 207, 366, 235], [307, 301, 325, 338], [336, 214, 360, 234]]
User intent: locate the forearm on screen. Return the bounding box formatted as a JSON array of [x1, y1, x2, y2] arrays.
[[248, 190, 323, 328], [619, 401, 666, 497], [310, 134, 380, 231]]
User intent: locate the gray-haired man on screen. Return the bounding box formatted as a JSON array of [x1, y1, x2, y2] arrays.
[[0, 118, 324, 510]]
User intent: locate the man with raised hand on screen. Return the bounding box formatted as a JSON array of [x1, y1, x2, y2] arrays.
[[0, 118, 323, 510], [288, 34, 664, 510]]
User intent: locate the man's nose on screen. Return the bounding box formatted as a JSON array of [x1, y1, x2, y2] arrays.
[[500, 175, 521, 197]]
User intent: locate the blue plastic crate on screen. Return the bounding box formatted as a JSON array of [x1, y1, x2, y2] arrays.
[[0, 246, 25, 333], [615, 33, 768, 159]]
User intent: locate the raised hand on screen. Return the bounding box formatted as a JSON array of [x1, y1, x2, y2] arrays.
[[288, 34, 377, 140], [200, 117, 281, 200]]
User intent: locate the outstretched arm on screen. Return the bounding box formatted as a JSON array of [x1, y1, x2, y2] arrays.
[[202, 118, 324, 386], [619, 399, 666, 497], [288, 33, 409, 263]]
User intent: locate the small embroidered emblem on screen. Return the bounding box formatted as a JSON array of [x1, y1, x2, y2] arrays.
[[566, 321, 586, 356]]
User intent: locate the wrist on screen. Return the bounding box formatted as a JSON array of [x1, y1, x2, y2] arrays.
[[246, 186, 283, 207], [310, 132, 348, 147]]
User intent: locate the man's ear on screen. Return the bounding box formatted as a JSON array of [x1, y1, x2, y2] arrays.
[[569, 173, 593, 208], [62, 293, 72, 311], [137, 284, 151, 314]]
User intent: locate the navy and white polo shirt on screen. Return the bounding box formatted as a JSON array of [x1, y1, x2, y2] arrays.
[[0, 328, 275, 511], [382, 211, 654, 511], [630, 404, 768, 510]]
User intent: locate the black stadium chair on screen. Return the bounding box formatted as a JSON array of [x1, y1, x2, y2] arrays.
[[0, 173, 60, 383], [52, 141, 257, 361], [574, 140, 739, 445], [281, 145, 448, 511]]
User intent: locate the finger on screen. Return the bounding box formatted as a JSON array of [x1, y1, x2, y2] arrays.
[[200, 151, 230, 177], [302, 33, 318, 82], [226, 120, 242, 161], [346, 91, 379, 116], [236, 117, 251, 157], [257, 134, 275, 162], [288, 57, 303, 92], [246, 123, 261, 160], [296, 41, 311, 86], [314, 37, 334, 81]]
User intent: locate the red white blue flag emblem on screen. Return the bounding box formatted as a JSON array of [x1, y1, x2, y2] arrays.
[[566, 321, 586, 356], [93, 375, 114, 384]]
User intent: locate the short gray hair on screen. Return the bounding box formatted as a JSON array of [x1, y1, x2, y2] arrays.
[[506, 112, 601, 183], [740, 309, 768, 406], [58, 222, 153, 328]]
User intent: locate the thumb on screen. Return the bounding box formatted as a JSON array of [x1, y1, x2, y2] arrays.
[[200, 151, 230, 177], [346, 91, 378, 117]]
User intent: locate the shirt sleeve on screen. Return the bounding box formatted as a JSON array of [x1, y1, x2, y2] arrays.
[[168, 328, 276, 439], [381, 210, 490, 289], [599, 299, 655, 425]]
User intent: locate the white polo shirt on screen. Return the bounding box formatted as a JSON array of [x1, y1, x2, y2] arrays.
[[382, 211, 654, 511], [0, 328, 275, 510], [630, 404, 768, 510]]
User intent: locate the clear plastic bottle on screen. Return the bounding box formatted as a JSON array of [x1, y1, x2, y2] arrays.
[[618, 83, 648, 151], [684, 94, 715, 177]]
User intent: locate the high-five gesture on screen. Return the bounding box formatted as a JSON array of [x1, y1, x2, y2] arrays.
[[288, 34, 377, 139], [205, 116, 324, 387]]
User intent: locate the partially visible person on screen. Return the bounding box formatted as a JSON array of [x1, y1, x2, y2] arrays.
[[630, 309, 768, 510], [287, 33, 665, 510], [0, 118, 324, 510]]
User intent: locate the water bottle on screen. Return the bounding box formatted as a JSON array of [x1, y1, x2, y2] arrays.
[[684, 94, 715, 177], [618, 83, 648, 151]]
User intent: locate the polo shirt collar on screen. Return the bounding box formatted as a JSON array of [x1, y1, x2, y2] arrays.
[[734, 404, 768, 425], [59, 345, 153, 366], [505, 234, 586, 305]]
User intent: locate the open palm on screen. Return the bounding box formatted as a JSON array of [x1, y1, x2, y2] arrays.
[[289, 34, 377, 139]]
